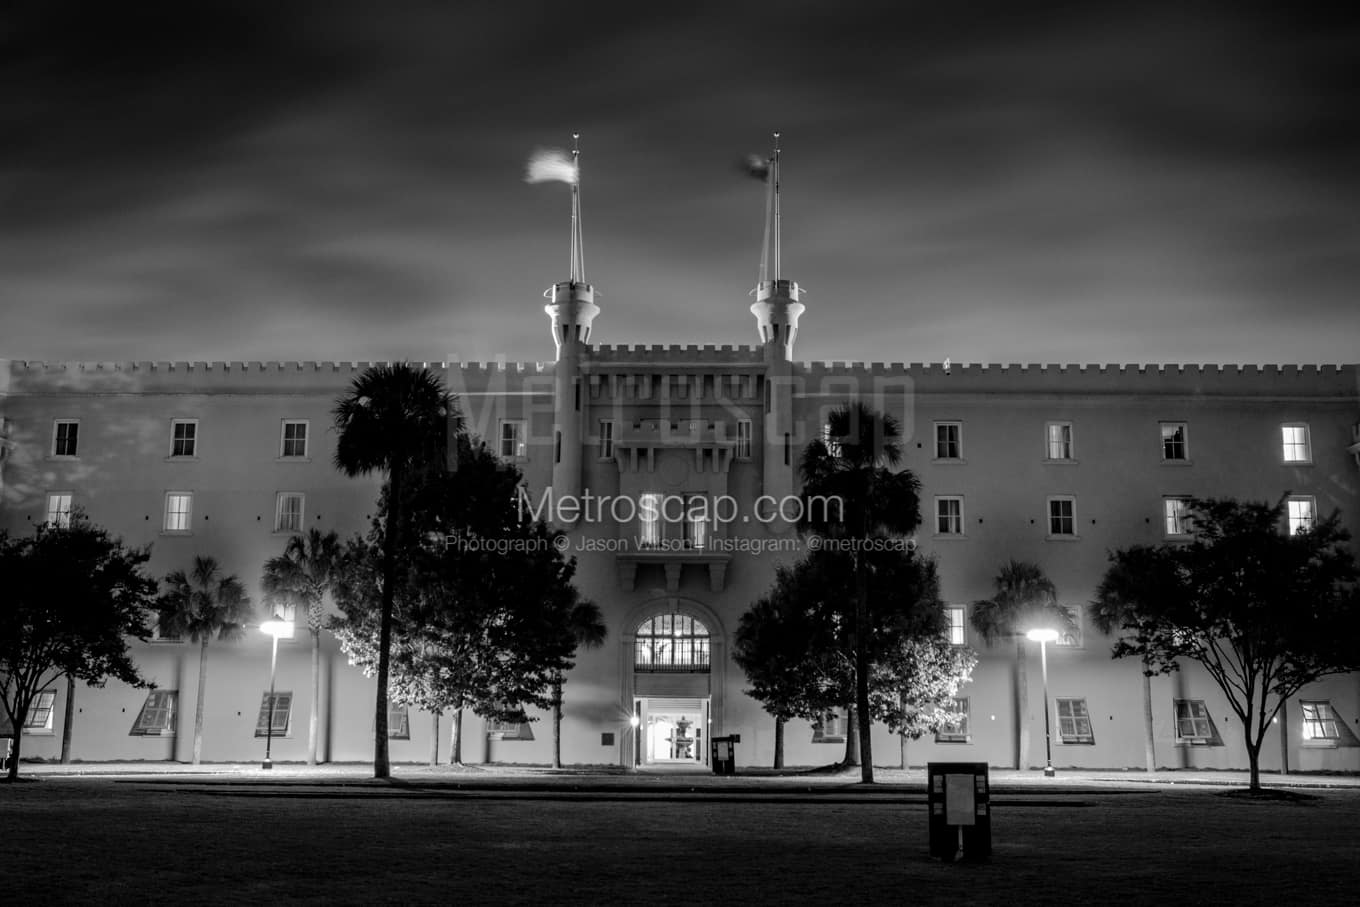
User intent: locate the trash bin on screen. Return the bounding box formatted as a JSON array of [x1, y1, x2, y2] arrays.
[[710, 734, 740, 775], [927, 762, 991, 861]]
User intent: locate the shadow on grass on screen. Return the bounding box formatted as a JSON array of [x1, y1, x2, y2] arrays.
[[1216, 788, 1320, 803]]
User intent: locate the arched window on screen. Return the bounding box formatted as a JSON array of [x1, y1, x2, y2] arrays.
[[634, 613, 710, 673]]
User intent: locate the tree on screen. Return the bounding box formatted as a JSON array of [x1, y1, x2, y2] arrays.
[[969, 560, 1074, 771], [0, 518, 159, 781], [877, 637, 978, 768], [333, 363, 457, 779], [734, 587, 822, 769], [261, 529, 343, 766], [1093, 497, 1360, 791], [552, 597, 606, 769], [159, 556, 254, 766], [798, 402, 923, 783]]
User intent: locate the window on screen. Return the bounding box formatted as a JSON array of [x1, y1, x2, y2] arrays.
[[130, 691, 177, 736], [634, 613, 711, 672], [45, 492, 73, 528], [498, 420, 525, 458], [935, 698, 970, 743], [1300, 701, 1340, 742], [945, 607, 966, 646], [52, 420, 79, 457], [682, 495, 708, 550], [24, 690, 56, 733], [1286, 496, 1315, 535], [1047, 496, 1076, 537], [1164, 498, 1191, 536], [935, 497, 964, 535], [736, 419, 752, 459], [1057, 698, 1094, 744], [280, 420, 308, 458], [822, 422, 842, 458], [1161, 422, 1187, 461], [275, 492, 304, 533], [934, 422, 962, 460], [1281, 424, 1311, 463], [1055, 605, 1083, 648], [638, 492, 662, 548], [1174, 700, 1213, 742], [812, 710, 848, 744], [1046, 422, 1073, 460], [255, 691, 293, 737], [388, 703, 410, 740], [486, 707, 535, 741], [599, 420, 615, 459], [170, 419, 198, 457], [164, 492, 193, 533]]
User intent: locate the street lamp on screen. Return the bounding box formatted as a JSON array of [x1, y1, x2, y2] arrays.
[[1026, 627, 1060, 778], [628, 713, 640, 772], [260, 614, 295, 770]]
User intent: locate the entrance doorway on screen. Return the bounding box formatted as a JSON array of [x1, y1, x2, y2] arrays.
[[636, 698, 709, 766]]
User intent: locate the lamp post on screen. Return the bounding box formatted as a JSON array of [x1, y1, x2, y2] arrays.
[[628, 712, 640, 772], [1026, 628, 1059, 778], [260, 615, 295, 770]]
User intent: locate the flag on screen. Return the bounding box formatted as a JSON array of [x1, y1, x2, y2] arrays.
[[525, 148, 578, 185], [741, 153, 771, 181]]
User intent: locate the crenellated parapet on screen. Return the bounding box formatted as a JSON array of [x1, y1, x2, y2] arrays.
[[590, 344, 764, 364]]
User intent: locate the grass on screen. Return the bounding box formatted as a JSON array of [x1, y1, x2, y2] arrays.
[[4, 778, 1358, 905]]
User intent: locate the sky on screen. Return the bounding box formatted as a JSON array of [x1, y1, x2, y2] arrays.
[[2, 1, 1357, 367]]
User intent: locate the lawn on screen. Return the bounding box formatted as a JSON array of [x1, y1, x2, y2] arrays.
[[4, 779, 1357, 905]]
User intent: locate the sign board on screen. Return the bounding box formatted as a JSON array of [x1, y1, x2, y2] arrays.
[[945, 774, 976, 826]]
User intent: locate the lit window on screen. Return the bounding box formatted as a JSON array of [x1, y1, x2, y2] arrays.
[[498, 420, 525, 458], [683, 495, 708, 550], [275, 492, 304, 533], [736, 419, 752, 459], [934, 422, 962, 460], [45, 493, 73, 528], [281, 420, 308, 458], [638, 492, 662, 549], [634, 614, 711, 672], [170, 419, 197, 457], [255, 691, 293, 737], [1048, 497, 1076, 536], [1174, 699, 1213, 742], [486, 705, 534, 740], [945, 607, 966, 646], [935, 497, 964, 535], [388, 703, 410, 740], [812, 709, 848, 743], [1057, 698, 1094, 744], [1161, 423, 1187, 461], [1055, 606, 1083, 647], [935, 698, 970, 743], [1286, 497, 1315, 535], [1164, 498, 1191, 536], [24, 690, 57, 732], [1281, 424, 1311, 463], [599, 420, 615, 459], [52, 420, 80, 457], [130, 691, 177, 736], [1300, 701, 1340, 742], [822, 422, 842, 458], [1046, 422, 1073, 460], [164, 492, 193, 533]]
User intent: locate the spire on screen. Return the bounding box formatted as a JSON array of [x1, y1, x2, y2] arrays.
[[569, 133, 586, 285], [530, 134, 599, 358], [749, 132, 803, 359]]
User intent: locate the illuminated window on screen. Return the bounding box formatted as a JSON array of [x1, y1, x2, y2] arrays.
[[164, 492, 193, 533], [1300, 701, 1340, 742], [599, 420, 615, 459], [387, 703, 410, 740], [935, 497, 964, 535], [945, 607, 966, 646], [634, 614, 711, 672], [1281, 424, 1311, 463], [1286, 497, 1315, 535], [934, 422, 962, 460], [1046, 422, 1073, 460], [812, 710, 848, 743], [1057, 698, 1094, 744], [280, 420, 308, 458], [736, 419, 752, 459], [1161, 422, 1187, 461], [45, 492, 73, 528], [822, 422, 842, 458], [682, 495, 708, 549], [52, 420, 80, 457], [638, 493, 662, 548], [486, 706, 534, 740], [254, 692, 293, 737], [1164, 498, 1191, 536], [170, 419, 198, 458], [1048, 496, 1076, 536], [1055, 606, 1083, 648], [1174, 700, 1213, 743], [935, 698, 970, 743], [275, 492, 304, 533], [130, 691, 177, 736], [24, 690, 57, 733], [498, 420, 526, 458]]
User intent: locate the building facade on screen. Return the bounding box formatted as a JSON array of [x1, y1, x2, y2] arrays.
[[3, 276, 1359, 772]]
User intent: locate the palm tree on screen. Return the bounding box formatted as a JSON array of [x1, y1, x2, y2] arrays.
[[798, 402, 922, 784], [261, 528, 342, 766], [333, 363, 457, 779], [159, 556, 253, 765], [970, 560, 1073, 770], [552, 598, 607, 769]]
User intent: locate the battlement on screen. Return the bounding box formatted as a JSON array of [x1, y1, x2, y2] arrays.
[[589, 344, 764, 364]]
